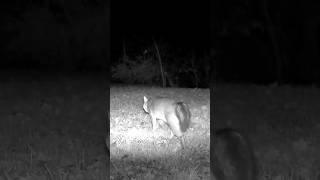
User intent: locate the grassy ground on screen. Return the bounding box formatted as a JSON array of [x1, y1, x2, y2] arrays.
[[214, 84, 320, 180], [2, 75, 318, 180], [0, 75, 109, 180], [110, 86, 210, 180]]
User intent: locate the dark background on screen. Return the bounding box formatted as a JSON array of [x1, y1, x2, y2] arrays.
[[0, 0, 109, 77], [212, 0, 320, 85], [1, 0, 320, 86], [111, 1, 210, 60], [111, 0, 211, 88]]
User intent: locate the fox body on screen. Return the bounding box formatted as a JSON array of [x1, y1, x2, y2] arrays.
[[143, 96, 191, 148], [212, 128, 258, 180]]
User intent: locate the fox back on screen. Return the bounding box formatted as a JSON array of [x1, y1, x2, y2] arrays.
[[212, 128, 258, 180], [143, 96, 191, 137]]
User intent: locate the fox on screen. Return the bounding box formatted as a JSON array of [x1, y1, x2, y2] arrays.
[[211, 128, 258, 180], [143, 96, 191, 148]]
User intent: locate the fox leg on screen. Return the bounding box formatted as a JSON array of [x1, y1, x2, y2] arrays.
[[151, 116, 159, 131], [169, 131, 174, 138]]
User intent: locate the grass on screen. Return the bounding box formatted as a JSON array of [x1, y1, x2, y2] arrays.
[[110, 86, 210, 179], [1, 73, 319, 180], [0, 75, 108, 180]]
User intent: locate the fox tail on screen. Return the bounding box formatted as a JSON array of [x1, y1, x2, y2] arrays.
[[212, 128, 258, 180], [175, 102, 191, 132]]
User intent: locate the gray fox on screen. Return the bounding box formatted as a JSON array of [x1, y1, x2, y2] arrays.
[[143, 96, 191, 148], [212, 128, 258, 180]]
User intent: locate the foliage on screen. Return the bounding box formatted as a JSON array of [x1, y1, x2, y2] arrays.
[[111, 40, 210, 87], [111, 54, 160, 84]]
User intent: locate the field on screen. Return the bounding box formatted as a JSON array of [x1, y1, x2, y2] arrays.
[[215, 84, 320, 180], [0, 74, 109, 180], [110, 86, 210, 180], [1, 73, 319, 180]]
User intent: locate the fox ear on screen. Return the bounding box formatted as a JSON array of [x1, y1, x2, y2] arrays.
[[143, 96, 148, 102]]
